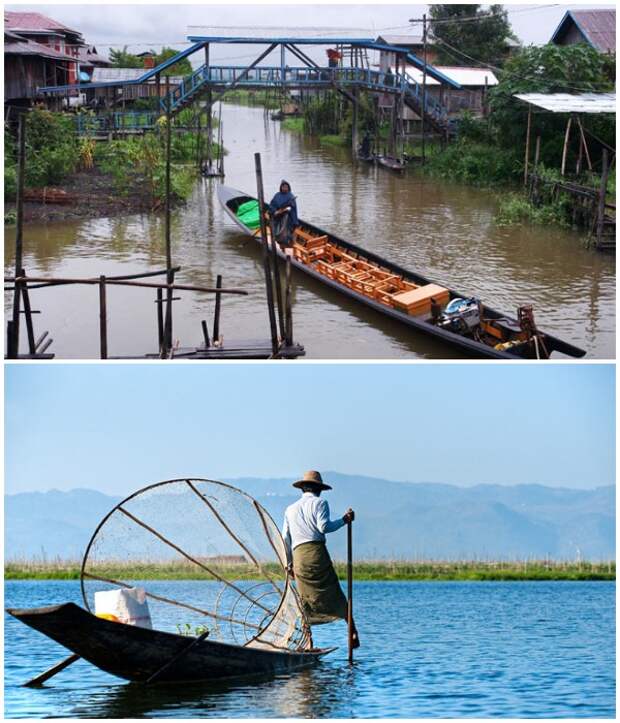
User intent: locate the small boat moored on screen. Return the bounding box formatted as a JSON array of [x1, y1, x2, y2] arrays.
[[217, 185, 586, 359], [375, 155, 407, 173]]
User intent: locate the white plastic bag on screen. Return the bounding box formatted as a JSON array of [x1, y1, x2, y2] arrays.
[[94, 587, 152, 629]]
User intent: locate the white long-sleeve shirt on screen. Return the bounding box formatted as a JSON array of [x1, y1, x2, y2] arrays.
[[282, 492, 345, 563]]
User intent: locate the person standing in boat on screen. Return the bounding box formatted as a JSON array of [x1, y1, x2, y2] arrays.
[[268, 180, 298, 246], [360, 132, 372, 158], [282, 470, 360, 648]]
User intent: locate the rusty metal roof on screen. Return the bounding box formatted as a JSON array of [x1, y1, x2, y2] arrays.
[[515, 92, 616, 114], [551, 9, 616, 53], [4, 39, 76, 62]]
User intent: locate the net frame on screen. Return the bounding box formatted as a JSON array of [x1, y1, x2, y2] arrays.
[[79, 478, 312, 651]]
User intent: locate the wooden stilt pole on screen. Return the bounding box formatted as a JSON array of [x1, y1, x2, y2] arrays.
[[523, 104, 532, 187], [347, 517, 354, 665], [254, 153, 279, 356], [9, 112, 27, 358], [163, 76, 173, 354], [596, 148, 609, 248], [561, 115, 572, 177]]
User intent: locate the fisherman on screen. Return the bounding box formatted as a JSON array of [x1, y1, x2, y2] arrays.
[[268, 180, 298, 246], [360, 132, 372, 158], [282, 470, 360, 648]]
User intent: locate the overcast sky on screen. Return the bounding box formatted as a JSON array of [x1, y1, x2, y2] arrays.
[[5, 364, 615, 495], [6, 2, 616, 66]]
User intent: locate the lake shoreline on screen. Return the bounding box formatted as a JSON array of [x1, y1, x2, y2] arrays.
[[5, 560, 615, 582]]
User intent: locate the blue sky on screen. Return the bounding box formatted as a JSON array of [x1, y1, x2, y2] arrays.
[[5, 363, 614, 494]]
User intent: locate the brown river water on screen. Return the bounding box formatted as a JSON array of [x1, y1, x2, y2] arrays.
[[4, 103, 615, 359]]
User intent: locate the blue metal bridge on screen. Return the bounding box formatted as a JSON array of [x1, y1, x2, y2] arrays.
[[40, 36, 461, 137]]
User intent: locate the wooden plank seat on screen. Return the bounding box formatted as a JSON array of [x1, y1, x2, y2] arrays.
[[391, 283, 450, 316]]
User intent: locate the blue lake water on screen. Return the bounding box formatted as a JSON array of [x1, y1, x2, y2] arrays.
[[4, 579, 615, 718]]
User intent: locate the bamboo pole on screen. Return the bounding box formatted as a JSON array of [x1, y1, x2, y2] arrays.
[[596, 148, 609, 247], [560, 116, 572, 177], [99, 275, 108, 359], [421, 14, 427, 164], [523, 104, 532, 187], [164, 76, 173, 353], [10, 112, 27, 358], [254, 153, 279, 356], [4, 276, 247, 295]]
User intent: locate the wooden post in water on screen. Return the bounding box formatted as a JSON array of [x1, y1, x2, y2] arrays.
[[421, 13, 427, 164], [596, 148, 609, 248], [213, 274, 222, 344], [347, 517, 354, 665], [254, 153, 279, 356], [99, 275, 108, 359], [164, 77, 173, 353], [20, 268, 36, 355], [285, 255, 293, 346], [10, 112, 27, 358], [352, 85, 359, 159]]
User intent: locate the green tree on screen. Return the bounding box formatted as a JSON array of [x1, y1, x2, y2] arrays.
[[108, 45, 144, 68], [155, 47, 192, 77], [489, 43, 615, 160], [429, 4, 515, 66]]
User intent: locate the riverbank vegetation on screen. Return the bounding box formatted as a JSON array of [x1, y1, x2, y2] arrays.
[[4, 108, 224, 223], [5, 559, 615, 582]]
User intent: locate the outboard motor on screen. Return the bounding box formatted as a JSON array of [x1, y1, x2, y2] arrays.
[[437, 297, 480, 335]]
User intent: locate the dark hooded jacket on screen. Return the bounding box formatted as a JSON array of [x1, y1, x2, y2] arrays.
[[269, 180, 298, 228]]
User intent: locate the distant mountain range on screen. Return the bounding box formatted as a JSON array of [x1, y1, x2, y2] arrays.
[[5, 473, 615, 561]]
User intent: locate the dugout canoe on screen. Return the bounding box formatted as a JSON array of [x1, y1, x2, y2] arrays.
[[376, 155, 407, 173], [217, 185, 586, 359], [6, 603, 331, 684]]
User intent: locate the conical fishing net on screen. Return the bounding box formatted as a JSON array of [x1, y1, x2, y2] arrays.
[[81, 479, 311, 651]]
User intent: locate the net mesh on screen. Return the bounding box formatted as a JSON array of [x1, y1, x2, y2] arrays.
[[81, 479, 311, 651]]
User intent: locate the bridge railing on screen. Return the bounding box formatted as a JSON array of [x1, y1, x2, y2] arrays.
[[160, 64, 452, 124], [75, 111, 160, 135]]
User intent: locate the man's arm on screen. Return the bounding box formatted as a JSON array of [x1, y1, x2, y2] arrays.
[[315, 499, 346, 534], [282, 513, 293, 565]]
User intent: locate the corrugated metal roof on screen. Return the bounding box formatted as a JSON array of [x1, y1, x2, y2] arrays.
[[404, 65, 498, 87], [4, 10, 82, 37], [4, 38, 76, 61], [377, 35, 425, 47], [515, 92, 616, 114], [551, 9, 615, 53], [91, 67, 184, 83]]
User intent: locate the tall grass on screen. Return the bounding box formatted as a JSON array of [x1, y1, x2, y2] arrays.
[[5, 557, 615, 582]]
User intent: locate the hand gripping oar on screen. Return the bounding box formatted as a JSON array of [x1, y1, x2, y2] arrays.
[[24, 653, 81, 687], [347, 511, 354, 664]]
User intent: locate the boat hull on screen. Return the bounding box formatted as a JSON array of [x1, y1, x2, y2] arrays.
[[216, 185, 586, 359], [7, 603, 328, 684]]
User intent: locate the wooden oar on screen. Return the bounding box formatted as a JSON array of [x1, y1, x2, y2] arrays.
[[347, 514, 354, 664], [146, 630, 210, 684], [24, 653, 81, 687]]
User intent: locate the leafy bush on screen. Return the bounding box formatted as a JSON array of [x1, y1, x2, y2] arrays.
[[426, 140, 521, 186], [19, 110, 79, 188], [495, 193, 570, 227], [4, 164, 17, 201]]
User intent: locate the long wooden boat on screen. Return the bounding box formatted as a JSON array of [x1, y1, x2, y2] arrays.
[[376, 155, 406, 173], [7, 603, 330, 684], [218, 185, 586, 359]]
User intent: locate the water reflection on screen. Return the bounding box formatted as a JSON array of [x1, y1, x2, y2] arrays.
[[4, 103, 615, 359]]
